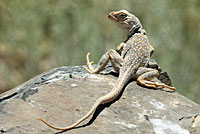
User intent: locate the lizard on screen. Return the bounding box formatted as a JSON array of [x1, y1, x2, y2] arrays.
[[37, 10, 176, 131]]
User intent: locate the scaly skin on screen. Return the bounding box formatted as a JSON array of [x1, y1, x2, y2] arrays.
[[38, 10, 176, 131]]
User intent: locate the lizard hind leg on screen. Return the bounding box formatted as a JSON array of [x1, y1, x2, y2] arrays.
[[83, 53, 96, 73], [136, 67, 176, 90], [83, 49, 124, 74]]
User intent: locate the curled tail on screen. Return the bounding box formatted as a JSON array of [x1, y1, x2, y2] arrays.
[[37, 99, 102, 131]]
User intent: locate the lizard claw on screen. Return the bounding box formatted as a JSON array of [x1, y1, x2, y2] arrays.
[[154, 82, 176, 90], [82, 65, 93, 73], [138, 80, 176, 90], [147, 81, 176, 90], [83, 52, 96, 73]]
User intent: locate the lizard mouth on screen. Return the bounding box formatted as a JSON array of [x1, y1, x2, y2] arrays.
[[108, 12, 117, 21]]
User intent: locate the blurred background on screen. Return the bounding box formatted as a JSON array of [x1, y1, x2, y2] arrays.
[[0, 0, 199, 103]]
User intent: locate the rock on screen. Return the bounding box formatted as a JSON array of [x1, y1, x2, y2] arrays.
[[0, 65, 200, 134]]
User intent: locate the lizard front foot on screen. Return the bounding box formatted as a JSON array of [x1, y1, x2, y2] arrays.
[[83, 52, 96, 73]]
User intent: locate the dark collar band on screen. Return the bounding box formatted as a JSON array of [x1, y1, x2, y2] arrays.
[[124, 29, 146, 43]]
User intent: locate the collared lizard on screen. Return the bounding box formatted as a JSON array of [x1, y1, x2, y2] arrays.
[[37, 10, 176, 131]]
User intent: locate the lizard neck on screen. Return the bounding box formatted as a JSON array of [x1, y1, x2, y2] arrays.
[[124, 28, 146, 43]]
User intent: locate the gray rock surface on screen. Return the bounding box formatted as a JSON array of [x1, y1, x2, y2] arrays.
[[0, 65, 200, 134]]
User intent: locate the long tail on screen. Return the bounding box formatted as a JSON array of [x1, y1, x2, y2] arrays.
[[37, 98, 102, 131], [37, 68, 132, 131]]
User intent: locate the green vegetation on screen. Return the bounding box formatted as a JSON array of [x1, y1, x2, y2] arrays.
[[0, 0, 199, 103]]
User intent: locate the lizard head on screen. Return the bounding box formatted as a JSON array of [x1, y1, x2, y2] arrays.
[[108, 10, 142, 35]]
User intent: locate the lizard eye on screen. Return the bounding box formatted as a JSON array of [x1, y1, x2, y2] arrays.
[[118, 13, 127, 19]]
